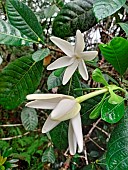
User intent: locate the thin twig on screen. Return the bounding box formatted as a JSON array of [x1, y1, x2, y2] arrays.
[[95, 125, 110, 138], [0, 124, 22, 127], [88, 137, 105, 151], [0, 132, 30, 140], [83, 146, 89, 165]]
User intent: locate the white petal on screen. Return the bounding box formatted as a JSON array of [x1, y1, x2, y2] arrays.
[[51, 99, 81, 121], [71, 113, 83, 153], [42, 115, 60, 133], [80, 51, 98, 61], [78, 60, 88, 80], [74, 30, 85, 54], [47, 56, 74, 70], [50, 36, 74, 57], [26, 99, 58, 109], [62, 60, 79, 85], [26, 94, 74, 100], [68, 120, 77, 155]]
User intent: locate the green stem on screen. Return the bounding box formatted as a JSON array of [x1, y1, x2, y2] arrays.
[[76, 88, 108, 103]]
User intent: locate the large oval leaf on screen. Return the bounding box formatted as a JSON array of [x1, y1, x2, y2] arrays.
[[6, 0, 43, 42], [52, 0, 97, 38], [0, 19, 36, 46], [42, 147, 55, 164], [0, 56, 43, 109], [93, 0, 126, 20], [106, 107, 128, 170], [21, 107, 38, 131], [99, 37, 128, 75], [101, 99, 125, 123]]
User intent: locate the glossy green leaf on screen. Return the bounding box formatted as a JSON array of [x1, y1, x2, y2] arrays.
[[92, 68, 108, 86], [101, 99, 124, 123], [42, 147, 55, 164], [93, 0, 126, 20], [0, 19, 35, 46], [0, 55, 43, 109], [89, 93, 107, 119], [99, 37, 128, 75], [32, 48, 50, 62], [6, 0, 43, 42], [81, 95, 103, 125], [52, 0, 97, 38], [50, 122, 68, 150], [47, 68, 65, 90], [106, 107, 128, 170], [118, 22, 128, 36], [21, 108, 38, 131]]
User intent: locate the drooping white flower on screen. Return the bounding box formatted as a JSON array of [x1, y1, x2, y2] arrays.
[[47, 30, 98, 85], [26, 93, 83, 155]]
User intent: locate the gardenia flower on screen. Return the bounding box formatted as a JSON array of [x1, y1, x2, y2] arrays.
[[47, 30, 98, 85], [26, 94, 83, 155]]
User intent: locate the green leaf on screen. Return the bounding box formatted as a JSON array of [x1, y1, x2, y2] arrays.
[[52, 0, 97, 38], [118, 22, 128, 36], [101, 99, 125, 123], [21, 108, 38, 131], [92, 68, 108, 86], [106, 107, 128, 170], [93, 0, 126, 20], [89, 93, 107, 119], [50, 122, 68, 150], [32, 48, 50, 62], [0, 19, 34, 46], [99, 37, 128, 75], [44, 4, 59, 19], [81, 95, 103, 125], [6, 0, 43, 42], [42, 147, 55, 164], [0, 55, 43, 109], [47, 68, 65, 90]]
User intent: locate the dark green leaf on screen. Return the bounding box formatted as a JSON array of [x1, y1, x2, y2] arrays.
[[118, 22, 128, 36], [93, 0, 126, 20], [21, 108, 38, 131], [0, 55, 43, 109], [6, 0, 43, 42], [99, 37, 128, 75], [32, 48, 50, 62], [42, 147, 55, 164], [47, 68, 65, 90], [50, 122, 68, 150], [52, 0, 97, 38], [106, 107, 128, 170], [0, 19, 34, 46], [101, 99, 125, 123]]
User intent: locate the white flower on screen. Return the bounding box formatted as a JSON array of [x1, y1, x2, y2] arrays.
[[26, 93, 83, 155], [47, 30, 98, 85]]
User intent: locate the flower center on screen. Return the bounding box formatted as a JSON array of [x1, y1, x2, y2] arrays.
[[74, 54, 81, 60]]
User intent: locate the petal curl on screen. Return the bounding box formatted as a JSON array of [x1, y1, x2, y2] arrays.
[[51, 99, 81, 121], [71, 113, 83, 153], [80, 51, 98, 61], [63, 60, 79, 85], [50, 36, 74, 57], [42, 115, 60, 133], [47, 56, 74, 70], [26, 94, 74, 100], [74, 30, 85, 54], [68, 120, 77, 155], [78, 60, 88, 80]]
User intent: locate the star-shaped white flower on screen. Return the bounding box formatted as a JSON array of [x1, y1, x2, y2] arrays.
[[47, 30, 98, 85], [26, 93, 83, 155]]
